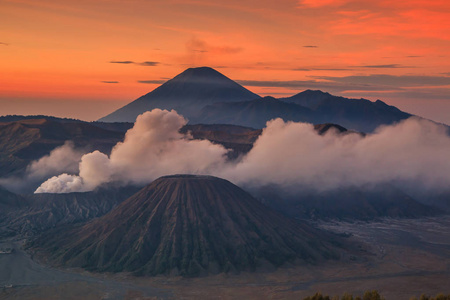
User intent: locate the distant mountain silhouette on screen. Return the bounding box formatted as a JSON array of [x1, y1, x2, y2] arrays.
[[99, 67, 260, 122], [193, 96, 314, 128], [280, 90, 412, 132], [197, 90, 412, 132], [0, 115, 134, 133], [96, 66, 414, 131], [0, 115, 82, 124], [31, 175, 342, 277], [280, 89, 333, 109]]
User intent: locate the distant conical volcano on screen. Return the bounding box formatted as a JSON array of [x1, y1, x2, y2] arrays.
[[32, 175, 341, 277], [98, 67, 260, 122]]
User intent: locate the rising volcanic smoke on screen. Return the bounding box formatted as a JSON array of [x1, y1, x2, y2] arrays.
[[35, 109, 228, 193], [35, 109, 450, 194]]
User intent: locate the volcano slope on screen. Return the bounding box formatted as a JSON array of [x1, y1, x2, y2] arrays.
[[99, 67, 260, 122], [31, 175, 343, 277]]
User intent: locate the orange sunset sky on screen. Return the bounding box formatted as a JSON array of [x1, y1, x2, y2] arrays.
[[1, 0, 450, 123]]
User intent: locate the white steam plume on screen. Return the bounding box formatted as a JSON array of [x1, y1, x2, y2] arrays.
[[35, 109, 450, 195], [220, 117, 450, 192], [0, 141, 84, 193], [35, 109, 228, 193], [26, 141, 83, 179], [35, 173, 86, 194]]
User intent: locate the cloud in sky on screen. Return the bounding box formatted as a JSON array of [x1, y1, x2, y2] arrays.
[[269, 65, 413, 72], [356, 64, 413, 68], [293, 67, 354, 71], [186, 37, 243, 55], [332, 9, 449, 40], [298, 0, 351, 8], [314, 74, 450, 87], [109, 60, 134, 64], [138, 61, 160, 66], [0, 42, 9, 46], [137, 80, 167, 84], [303, 45, 318, 48], [236, 79, 403, 92], [109, 60, 160, 66], [237, 74, 450, 99], [101, 81, 119, 84], [295, 0, 450, 42]]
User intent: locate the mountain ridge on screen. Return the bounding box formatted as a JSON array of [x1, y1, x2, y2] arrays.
[[97, 67, 415, 132], [99, 67, 260, 122], [198, 90, 412, 132]]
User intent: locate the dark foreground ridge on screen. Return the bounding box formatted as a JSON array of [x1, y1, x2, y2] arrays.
[[31, 175, 342, 277]]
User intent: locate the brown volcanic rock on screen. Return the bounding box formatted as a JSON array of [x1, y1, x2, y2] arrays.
[[32, 175, 341, 277], [180, 124, 262, 159]]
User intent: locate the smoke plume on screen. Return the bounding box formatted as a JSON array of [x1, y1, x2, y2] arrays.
[[35, 109, 450, 195], [220, 117, 450, 193], [0, 141, 84, 193], [26, 141, 83, 179], [36, 109, 228, 193]]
